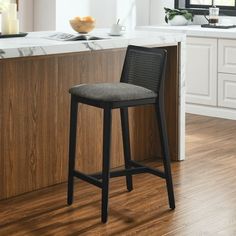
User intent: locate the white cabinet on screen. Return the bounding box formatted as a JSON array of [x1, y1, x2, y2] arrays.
[[218, 73, 236, 109], [185, 37, 236, 120], [219, 39, 236, 74], [186, 37, 217, 106], [218, 39, 236, 110]]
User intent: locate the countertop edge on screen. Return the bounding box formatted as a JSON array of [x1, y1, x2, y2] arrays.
[[137, 25, 236, 39], [0, 30, 185, 59]]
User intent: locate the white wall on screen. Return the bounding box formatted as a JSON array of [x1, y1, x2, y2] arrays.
[[27, 0, 150, 32], [56, 0, 90, 31], [149, 0, 174, 25], [55, 0, 148, 32], [116, 0, 136, 31], [33, 0, 56, 31], [89, 0, 116, 28], [136, 0, 150, 26], [18, 0, 34, 31]]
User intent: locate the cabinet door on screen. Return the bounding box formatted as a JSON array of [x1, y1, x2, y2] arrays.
[[186, 37, 217, 106], [218, 73, 236, 109], [219, 39, 236, 74]]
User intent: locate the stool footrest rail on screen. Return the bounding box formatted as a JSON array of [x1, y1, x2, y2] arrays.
[[73, 163, 166, 188]]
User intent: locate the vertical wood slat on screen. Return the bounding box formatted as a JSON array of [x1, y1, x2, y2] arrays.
[[0, 47, 179, 199]]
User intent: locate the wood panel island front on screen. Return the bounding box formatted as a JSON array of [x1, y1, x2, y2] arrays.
[[0, 30, 186, 199]]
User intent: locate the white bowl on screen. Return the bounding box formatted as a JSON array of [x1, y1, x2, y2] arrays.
[[169, 15, 189, 26]]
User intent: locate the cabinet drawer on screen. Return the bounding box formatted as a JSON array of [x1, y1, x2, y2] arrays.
[[219, 39, 236, 74], [218, 73, 236, 109]]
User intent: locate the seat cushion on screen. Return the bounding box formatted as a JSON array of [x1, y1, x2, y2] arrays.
[[69, 82, 157, 102]]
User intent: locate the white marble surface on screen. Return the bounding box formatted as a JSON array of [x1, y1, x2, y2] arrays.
[[0, 29, 185, 59], [138, 25, 236, 39]]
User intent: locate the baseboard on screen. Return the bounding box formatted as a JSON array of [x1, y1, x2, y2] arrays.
[[186, 103, 236, 120]]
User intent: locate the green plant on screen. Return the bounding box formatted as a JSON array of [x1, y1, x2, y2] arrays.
[[164, 8, 193, 23]]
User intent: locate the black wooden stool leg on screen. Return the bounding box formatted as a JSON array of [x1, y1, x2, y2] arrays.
[[156, 105, 175, 209], [120, 108, 133, 192], [101, 108, 112, 223], [67, 96, 79, 205]]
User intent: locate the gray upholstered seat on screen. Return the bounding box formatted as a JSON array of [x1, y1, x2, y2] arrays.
[[69, 82, 157, 102]]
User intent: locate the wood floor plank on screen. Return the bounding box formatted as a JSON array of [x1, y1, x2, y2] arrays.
[[0, 114, 236, 235]]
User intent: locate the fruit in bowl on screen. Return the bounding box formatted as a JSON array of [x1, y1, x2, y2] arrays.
[[69, 16, 95, 34]]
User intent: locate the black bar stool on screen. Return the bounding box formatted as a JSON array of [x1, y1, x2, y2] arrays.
[[67, 45, 175, 223]]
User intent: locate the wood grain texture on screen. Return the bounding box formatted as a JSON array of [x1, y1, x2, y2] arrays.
[[0, 56, 60, 198], [0, 114, 236, 235], [0, 47, 179, 199]]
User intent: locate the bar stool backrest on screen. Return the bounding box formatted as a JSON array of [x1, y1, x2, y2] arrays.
[[120, 45, 167, 95]]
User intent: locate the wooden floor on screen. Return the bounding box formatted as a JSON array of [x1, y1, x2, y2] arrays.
[[1, 114, 236, 236]]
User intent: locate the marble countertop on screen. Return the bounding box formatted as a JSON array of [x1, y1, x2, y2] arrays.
[[138, 25, 236, 39], [0, 29, 185, 59]]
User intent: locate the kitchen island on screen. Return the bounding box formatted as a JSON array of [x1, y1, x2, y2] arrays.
[[0, 30, 185, 199]]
